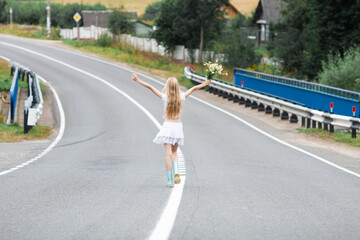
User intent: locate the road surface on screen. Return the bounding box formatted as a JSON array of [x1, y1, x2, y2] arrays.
[[0, 35, 359, 240]]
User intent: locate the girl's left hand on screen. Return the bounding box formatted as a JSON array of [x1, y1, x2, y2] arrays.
[[205, 79, 211, 86]]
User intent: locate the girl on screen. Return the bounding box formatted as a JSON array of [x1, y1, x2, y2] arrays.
[[132, 73, 211, 187]]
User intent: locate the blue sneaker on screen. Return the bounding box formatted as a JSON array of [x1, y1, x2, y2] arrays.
[[166, 170, 174, 188]]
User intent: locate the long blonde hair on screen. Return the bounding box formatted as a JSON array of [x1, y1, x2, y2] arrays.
[[164, 77, 182, 119]]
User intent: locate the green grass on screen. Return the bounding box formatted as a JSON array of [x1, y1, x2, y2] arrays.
[[0, 60, 13, 91], [63, 39, 197, 85], [0, 24, 61, 40], [297, 128, 360, 147], [63, 39, 235, 90], [0, 123, 53, 142], [0, 59, 29, 91]]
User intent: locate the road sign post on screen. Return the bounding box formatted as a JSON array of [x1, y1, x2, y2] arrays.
[[73, 12, 81, 40]]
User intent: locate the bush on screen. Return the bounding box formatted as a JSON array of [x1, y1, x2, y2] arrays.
[[97, 33, 113, 47], [318, 46, 360, 92], [107, 10, 133, 35]]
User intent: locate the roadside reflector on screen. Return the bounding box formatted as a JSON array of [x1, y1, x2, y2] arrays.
[[330, 102, 334, 109], [353, 106, 356, 112]]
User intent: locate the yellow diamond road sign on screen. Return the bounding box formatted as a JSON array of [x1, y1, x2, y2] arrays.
[[73, 12, 81, 23]]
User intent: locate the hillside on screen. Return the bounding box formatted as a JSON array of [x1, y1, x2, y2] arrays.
[[51, 0, 258, 17], [51, 0, 159, 16]]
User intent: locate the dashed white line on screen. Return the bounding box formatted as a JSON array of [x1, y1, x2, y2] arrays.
[[0, 42, 186, 240]]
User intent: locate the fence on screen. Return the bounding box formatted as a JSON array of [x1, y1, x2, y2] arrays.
[[60, 26, 112, 40], [60, 26, 225, 63]]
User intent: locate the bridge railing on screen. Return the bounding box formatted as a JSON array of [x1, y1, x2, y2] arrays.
[[184, 67, 360, 138], [234, 68, 360, 117]]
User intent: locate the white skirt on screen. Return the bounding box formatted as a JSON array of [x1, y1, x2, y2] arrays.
[[153, 122, 184, 145]]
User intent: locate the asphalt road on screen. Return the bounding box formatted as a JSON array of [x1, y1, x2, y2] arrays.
[[0, 35, 359, 240]]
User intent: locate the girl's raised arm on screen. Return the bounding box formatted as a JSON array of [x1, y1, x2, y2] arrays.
[[132, 73, 162, 98], [185, 79, 211, 98]]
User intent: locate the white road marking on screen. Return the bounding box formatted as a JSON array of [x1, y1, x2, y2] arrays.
[[2, 38, 358, 240], [38, 43, 360, 179], [190, 95, 360, 178], [0, 62, 66, 177], [0, 42, 186, 240]]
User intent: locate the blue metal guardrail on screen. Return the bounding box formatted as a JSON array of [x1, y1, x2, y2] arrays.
[[9, 66, 19, 123], [234, 68, 360, 118]]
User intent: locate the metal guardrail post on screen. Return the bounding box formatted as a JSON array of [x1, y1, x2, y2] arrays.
[[23, 71, 43, 133]]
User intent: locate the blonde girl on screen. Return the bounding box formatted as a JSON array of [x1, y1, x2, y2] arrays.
[[132, 73, 211, 187]]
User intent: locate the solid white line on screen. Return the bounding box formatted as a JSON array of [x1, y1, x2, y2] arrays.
[[190, 95, 360, 178], [0, 56, 10, 62], [41, 44, 360, 178], [71, 48, 360, 179], [0, 63, 66, 177], [0, 42, 186, 240], [149, 176, 186, 240]]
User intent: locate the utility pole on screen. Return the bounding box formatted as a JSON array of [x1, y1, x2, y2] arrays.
[[46, 0, 51, 37], [9, 8, 12, 30]]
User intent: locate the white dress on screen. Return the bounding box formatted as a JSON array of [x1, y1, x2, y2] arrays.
[[153, 93, 186, 145]]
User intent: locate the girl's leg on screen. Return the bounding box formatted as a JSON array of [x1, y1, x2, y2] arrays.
[[164, 144, 173, 171], [164, 144, 174, 187], [171, 143, 181, 184]]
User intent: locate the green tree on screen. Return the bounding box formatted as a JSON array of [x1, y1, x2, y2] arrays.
[[3, 1, 106, 28], [141, 1, 162, 21], [152, 0, 228, 59], [107, 10, 134, 35], [0, 0, 7, 23], [269, 0, 360, 80]]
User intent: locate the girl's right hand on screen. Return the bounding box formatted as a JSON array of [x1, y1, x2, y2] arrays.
[[132, 73, 139, 82], [205, 79, 211, 86]]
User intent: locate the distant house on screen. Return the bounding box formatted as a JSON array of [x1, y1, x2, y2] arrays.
[[131, 20, 153, 37], [82, 10, 113, 28], [253, 0, 283, 43], [224, 0, 259, 18], [81, 10, 138, 28]]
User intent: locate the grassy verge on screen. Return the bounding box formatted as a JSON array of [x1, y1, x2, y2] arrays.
[[63, 39, 234, 85], [0, 59, 29, 90], [0, 24, 60, 40], [0, 123, 52, 143], [1, 24, 234, 86], [297, 128, 360, 147]]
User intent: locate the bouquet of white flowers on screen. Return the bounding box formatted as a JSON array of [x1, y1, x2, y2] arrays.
[[203, 61, 227, 79]]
